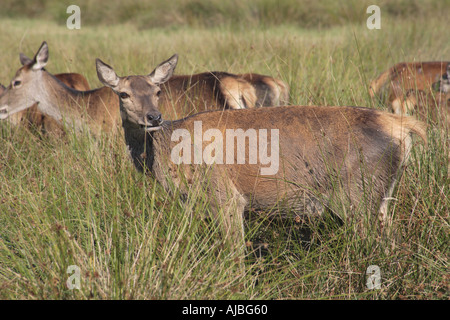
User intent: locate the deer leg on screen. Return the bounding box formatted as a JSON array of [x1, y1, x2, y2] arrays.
[[206, 175, 248, 266], [214, 185, 247, 253], [379, 133, 413, 251]]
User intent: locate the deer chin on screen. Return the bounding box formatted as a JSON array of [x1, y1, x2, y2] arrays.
[[143, 125, 162, 132], [139, 119, 164, 132]]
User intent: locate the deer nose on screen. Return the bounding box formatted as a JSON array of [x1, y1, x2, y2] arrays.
[[146, 113, 162, 124]]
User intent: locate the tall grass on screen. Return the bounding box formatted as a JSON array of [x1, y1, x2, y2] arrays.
[[0, 1, 449, 299]]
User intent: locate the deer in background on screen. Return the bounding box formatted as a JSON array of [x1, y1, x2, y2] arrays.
[[240, 72, 289, 107], [0, 41, 288, 136], [160, 70, 289, 119], [2, 53, 91, 134], [369, 61, 449, 114], [0, 42, 122, 136]]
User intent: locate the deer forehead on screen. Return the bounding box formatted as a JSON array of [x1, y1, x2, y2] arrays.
[[13, 64, 38, 81], [120, 76, 159, 95]]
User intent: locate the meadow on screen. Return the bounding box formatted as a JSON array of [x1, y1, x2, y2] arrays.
[[0, 0, 448, 299]]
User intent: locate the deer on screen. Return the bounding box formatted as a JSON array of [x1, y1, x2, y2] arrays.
[[0, 41, 121, 136], [159, 71, 257, 119], [240, 73, 289, 107], [96, 54, 428, 254], [2, 53, 91, 134], [4, 72, 90, 135], [150, 71, 289, 119], [0, 42, 287, 136], [369, 61, 449, 113]]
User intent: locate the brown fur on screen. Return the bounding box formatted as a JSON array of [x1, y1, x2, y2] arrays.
[[159, 72, 257, 119], [159, 72, 289, 119], [51, 72, 90, 91], [369, 61, 449, 98], [1, 43, 287, 137], [0, 42, 121, 136], [240, 73, 290, 107], [8, 72, 91, 134], [139, 107, 426, 248], [96, 57, 427, 250], [1, 70, 120, 136]]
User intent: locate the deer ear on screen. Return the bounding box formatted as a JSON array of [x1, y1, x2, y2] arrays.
[[96, 58, 120, 88], [31, 41, 49, 71], [19, 53, 33, 66], [148, 54, 178, 85]]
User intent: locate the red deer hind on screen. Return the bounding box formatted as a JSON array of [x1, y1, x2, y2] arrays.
[[0, 42, 121, 136], [0, 42, 288, 136], [96, 55, 427, 253], [369, 61, 449, 115]]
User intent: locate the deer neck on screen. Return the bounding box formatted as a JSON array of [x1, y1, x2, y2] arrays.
[[120, 113, 177, 175], [121, 118, 155, 172], [40, 72, 91, 129]]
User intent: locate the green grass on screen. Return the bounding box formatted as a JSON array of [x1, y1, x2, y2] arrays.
[[0, 0, 449, 299]]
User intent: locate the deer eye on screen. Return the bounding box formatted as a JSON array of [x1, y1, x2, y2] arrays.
[[156, 90, 161, 97], [119, 92, 130, 99], [13, 80, 22, 88]]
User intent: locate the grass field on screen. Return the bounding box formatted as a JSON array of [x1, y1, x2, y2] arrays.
[[0, 0, 448, 300]]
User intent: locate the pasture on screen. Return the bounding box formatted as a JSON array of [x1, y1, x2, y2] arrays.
[[0, 0, 448, 300]]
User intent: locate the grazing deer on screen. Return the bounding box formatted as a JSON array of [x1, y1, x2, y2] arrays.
[[157, 71, 289, 119], [96, 55, 427, 251], [0, 42, 121, 136], [369, 61, 449, 113], [160, 71, 257, 119], [240, 73, 289, 107]]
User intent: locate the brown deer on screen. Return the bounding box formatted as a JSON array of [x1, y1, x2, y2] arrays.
[[9, 71, 90, 134], [0, 42, 121, 136], [240, 73, 289, 107], [369, 61, 449, 113], [159, 71, 257, 119], [96, 55, 427, 252], [153, 71, 289, 119], [40, 47, 288, 116], [3, 53, 92, 133], [0, 42, 287, 136]]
